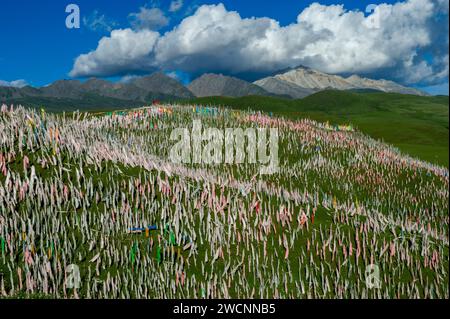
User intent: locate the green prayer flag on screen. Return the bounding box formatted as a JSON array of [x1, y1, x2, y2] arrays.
[[130, 242, 137, 264], [170, 231, 176, 245], [156, 246, 161, 264]]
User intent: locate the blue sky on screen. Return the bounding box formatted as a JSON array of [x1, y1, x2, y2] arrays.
[[0, 0, 448, 94]]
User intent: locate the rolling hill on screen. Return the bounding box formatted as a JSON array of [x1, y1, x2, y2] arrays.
[[179, 91, 449, 167], [0, 102, 447, 299], [1, 73, 446, 166]]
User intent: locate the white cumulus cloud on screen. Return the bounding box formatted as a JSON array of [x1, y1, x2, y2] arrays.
[[129, 7, 170, 30], [169, 0, 184, 13], [70, 0, 449, 85], [0, 79, 28, 88], [70, 28, 159, 77]]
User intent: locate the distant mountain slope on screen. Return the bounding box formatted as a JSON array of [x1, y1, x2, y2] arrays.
[[254, 66, 428, 98], [0, 85, 44, 100], [253, 77, 317, 99], [0, 68, 432, 109], [0, 86, 23, 100], [0, 72, 195, 107], [275, 67, 355, 90], [132, 73, 195, 99], [188, 73, 270, 97], [40, 80, 86, 99], [345, 75, 426, 96], [1, 95, 144, 112], [81, 78, 155, 101]]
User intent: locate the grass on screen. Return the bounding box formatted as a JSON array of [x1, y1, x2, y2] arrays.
[[178, 91, 449, 167], [5, 90, 449, 166], [3, 95, 144, 112], [0, 105, 447, 299]]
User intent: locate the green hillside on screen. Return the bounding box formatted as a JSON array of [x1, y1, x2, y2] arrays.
[[1, 104, 448, 299], [4, 95, 143, 112], [5, 90, 448, 166], [2, 92, 179, 113], [180, 91, 449, 167], [1, 0, 448, 301]]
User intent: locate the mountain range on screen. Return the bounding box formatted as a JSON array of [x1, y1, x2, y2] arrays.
[[0, 72, 194, 101], [0, 66, 428, 110], [254, 66, 427, 97], [188, 73, 271, 97]]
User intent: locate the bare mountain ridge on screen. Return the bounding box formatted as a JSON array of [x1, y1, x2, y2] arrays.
[[344, 74, 426, 95], [253, 77, 318, 99], [254, 66, 427, 98], [187, 73, 271, 98], [0, 73, 194, 103], [133, 72, 194, 99], [1, 68, 428, 106]]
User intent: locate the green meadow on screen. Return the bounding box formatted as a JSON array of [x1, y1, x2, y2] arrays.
[[180, 91, 449, 167], [0, 103, 448, 299], [9, 90, 448, 167]]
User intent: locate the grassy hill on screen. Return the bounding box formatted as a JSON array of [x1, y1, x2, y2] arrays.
[[2, 92, 181, 113], [5, 89, 448, 166], [179, 91, 449, 167], [0, 104, 447, 299], [4, 95, 144, 112]]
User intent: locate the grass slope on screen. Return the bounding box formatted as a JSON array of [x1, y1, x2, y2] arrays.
[[180, 91, 449, 167], [2, 92, 180, 113], [4, 96, 143, 112], [0, 105, 447, 299]]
